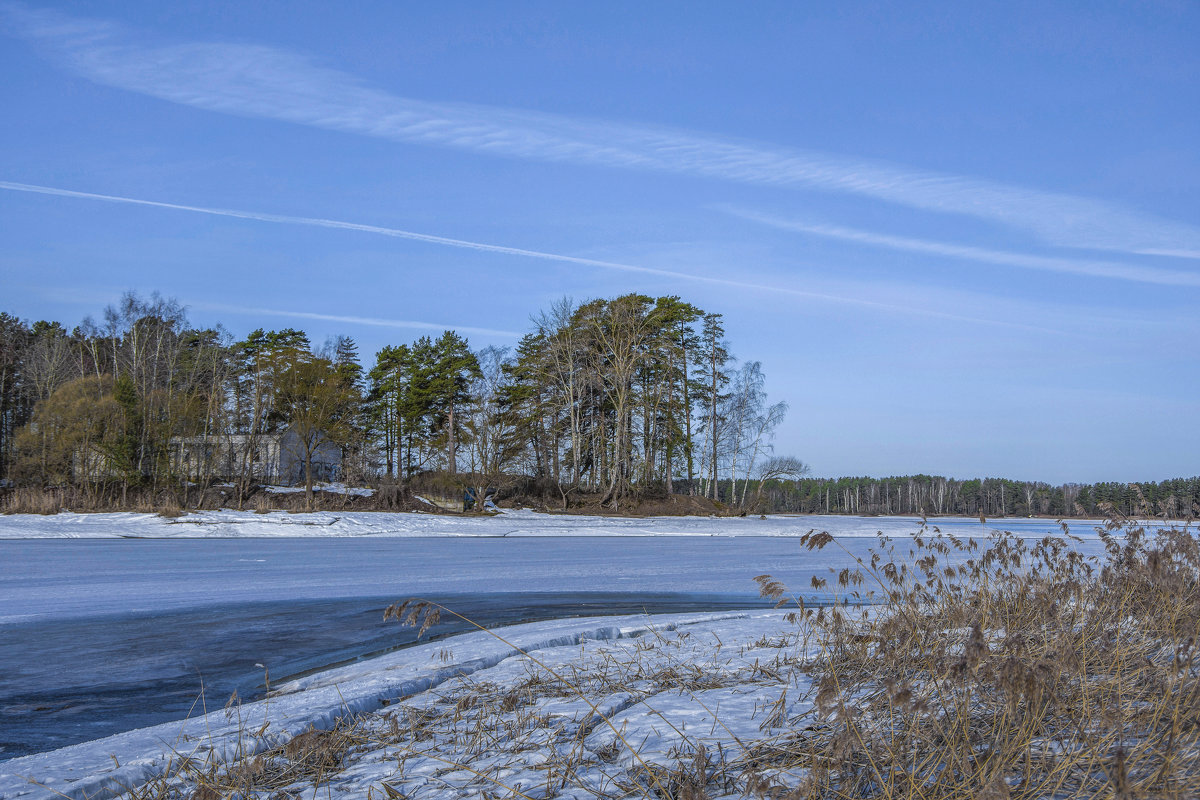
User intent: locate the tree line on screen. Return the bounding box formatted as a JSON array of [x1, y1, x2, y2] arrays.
[[3, 292, 1193, 516], [753, 474, 1200, 519], [0, 292, 800, 510]]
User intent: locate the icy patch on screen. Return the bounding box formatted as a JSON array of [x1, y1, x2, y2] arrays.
[[0, 610, 803, 800]]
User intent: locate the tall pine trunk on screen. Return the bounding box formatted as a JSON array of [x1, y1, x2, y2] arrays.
[[446, 404, 456, 474]]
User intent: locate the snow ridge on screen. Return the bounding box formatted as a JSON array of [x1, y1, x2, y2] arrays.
[[0, 612, 751, 800]]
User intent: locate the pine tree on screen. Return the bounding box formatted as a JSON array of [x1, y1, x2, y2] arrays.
[[650, 297, 702, 494], [693, 313, 731, 500], [428, 331, 481, 475], [367, 344, 411, 479]]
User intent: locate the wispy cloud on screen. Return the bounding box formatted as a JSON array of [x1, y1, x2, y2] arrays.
[[0, 180, 1070, 335], [192, 303, 521, 339], [5, 3, 1199, 260], [723, 208, 1200, 288]]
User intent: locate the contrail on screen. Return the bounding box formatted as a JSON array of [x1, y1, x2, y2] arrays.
[[193, 302, 520, 339], [0, 179, 1071, 335], [723, 208, 1200, 288], [5, 3, 1199, 259]]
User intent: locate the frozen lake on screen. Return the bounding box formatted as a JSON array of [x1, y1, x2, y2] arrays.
[[0, 589, 776, 759], [0, 512, 1112, 760]]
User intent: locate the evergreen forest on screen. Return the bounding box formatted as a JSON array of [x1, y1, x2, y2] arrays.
[[0, 291, 1195, 517]]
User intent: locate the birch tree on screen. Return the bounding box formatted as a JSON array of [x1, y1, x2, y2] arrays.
[[587, 295, 657, 507]]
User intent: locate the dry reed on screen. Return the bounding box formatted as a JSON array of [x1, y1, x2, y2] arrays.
[[1, 487, 63, 514], [747, 507, 1200, 799]]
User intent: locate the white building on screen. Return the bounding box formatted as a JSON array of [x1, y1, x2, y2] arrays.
[[172, 430, 341, 485]]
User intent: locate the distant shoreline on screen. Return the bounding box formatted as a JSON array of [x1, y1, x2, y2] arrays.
[[0, 502, 1144, 522]]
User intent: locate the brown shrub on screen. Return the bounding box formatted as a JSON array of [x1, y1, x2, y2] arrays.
[[1, 487, 63, 514], [752, 510, 1200, 798]]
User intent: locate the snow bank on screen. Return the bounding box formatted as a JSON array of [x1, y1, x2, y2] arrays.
[[0, 610, 798, 800], [0, 509, 1107, 540]]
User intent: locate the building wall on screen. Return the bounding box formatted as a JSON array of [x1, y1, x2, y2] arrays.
[[278, 429, 341, 485], [170, 431, 341, 486]]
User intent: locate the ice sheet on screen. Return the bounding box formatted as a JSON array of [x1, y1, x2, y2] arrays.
[[0, 508, 1108, 540]]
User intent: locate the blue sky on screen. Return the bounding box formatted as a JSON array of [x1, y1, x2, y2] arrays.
[[1, 1, 1197, 484]]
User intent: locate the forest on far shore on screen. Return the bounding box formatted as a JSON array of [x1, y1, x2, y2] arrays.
[[1, 291, 1195, 518], [754, 474, 1199, 519], [0, 291, 798, 511]]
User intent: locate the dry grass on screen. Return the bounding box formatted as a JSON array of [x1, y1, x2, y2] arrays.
[[114, 720, 364, 800], [156, 499, 185, 518], [0, 483, 415, 514], [747, 507, 1200, 799], [2, 485, 220, 514], [355, 626, 797, 800], [1, 486, 64, 514]]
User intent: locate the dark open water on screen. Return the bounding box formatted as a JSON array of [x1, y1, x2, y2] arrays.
[[0, 591, 771, 760]]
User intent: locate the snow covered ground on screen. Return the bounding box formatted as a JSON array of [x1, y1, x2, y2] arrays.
[[0, 511, 1142, 797], [0, 508, 1109, 540], [0, 610, 812, 800]]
